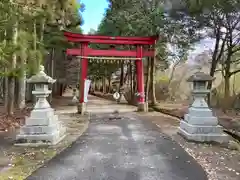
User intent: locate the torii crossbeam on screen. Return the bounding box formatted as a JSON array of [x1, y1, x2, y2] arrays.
[[63, 31, 158, 113]]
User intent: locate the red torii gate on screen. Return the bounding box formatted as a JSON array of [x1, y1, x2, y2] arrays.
[[63, 31, 158, 113]]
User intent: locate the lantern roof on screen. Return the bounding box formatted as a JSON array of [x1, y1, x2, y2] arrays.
[[187, 72, 215, 82], [27, 65, 56, 84]]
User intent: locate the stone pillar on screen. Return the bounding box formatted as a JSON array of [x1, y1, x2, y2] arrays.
[[16, 65, 66, 146], [178, 72, 228, 143], [136, 45, 146, 112]]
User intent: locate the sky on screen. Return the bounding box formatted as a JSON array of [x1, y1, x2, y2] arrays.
[[80, 0, 109, 34], [190, 38, 214, 60], [79, 0, 214, 59]]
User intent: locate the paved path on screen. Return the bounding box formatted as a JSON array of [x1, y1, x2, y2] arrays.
[[86, 95, 137, 113], [28, 101, 207, 180], [55, 95, 137, 114]]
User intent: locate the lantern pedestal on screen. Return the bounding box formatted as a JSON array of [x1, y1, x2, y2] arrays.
[[69, 88, 79, 106], [178, 72, 228, 143], [16, 65, 66, 146]]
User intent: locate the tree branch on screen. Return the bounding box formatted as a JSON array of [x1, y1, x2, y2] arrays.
[[230, 69, 240, 76], [215, 69, 222, 72], [217, 34, 227, 61], [231, 58, 240, 64], [212, 26, 221, 61], [231, 46, 240, 54]]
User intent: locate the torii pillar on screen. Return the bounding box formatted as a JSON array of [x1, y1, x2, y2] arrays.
[[136, 45, 145, 111], [78, 42, 88, 114]]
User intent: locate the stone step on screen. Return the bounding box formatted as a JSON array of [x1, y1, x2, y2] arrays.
[[29, 108, 54, 119], [25, 115, 58, 126], [184, 114, 218, 126], [19, 123, 61, 135], [180, 120, 223, 134], [188, 107, 213, 117], [178, 127, 229, 143], [16, 127, 65, 144]]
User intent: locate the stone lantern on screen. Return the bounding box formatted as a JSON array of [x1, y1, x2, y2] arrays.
[[71, 88, 78, 105], [178, 71, 228, 143], [16, 65, 66, 146]]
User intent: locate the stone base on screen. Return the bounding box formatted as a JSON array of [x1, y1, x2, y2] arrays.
[[188, 107, 213, 117], [179, 120, 229, 143], [184, 113, 218, 126], [26, 108, 56, 126], [68, 96, 79, 106], [16, 116, 66, 146], [15, 133, 66, 147], [77, 102, 86, 115], [137, 103, 146, 112]]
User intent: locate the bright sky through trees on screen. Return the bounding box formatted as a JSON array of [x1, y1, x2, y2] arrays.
[[80, 0, 108, 34], [79, 0, 214, 58]]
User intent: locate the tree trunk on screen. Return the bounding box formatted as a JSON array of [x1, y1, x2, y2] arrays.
[[223, 75, 230, 110], [33, 19, 38, 72], [232, 74, 236, 95], [223, 52, 232, 110], [40, 18, 45, 43], [130, 62, 133, 98], [102, 76, 106, 93], [123, 66, 129, 84], [145, 58, 151, 111], [4, 75, 8, 111], [48, 48, 55, 103], [207, 62, 217, 105], [133, 66, 137, 104], [168, 59, 181, 86], [91, 80, 95, 92], [224, 75, 230, 100], [96, 81, 100, 91], [120, 62, 124, 88], [150, 57, 157, 105], [3, 31, 8, 110], [94, 80, 98, 91], [108, 76, 112, 93], [207, 27, 225, 105], [7, 77, 15, 115], [18, 48, 27, 109], [28, 20, 38, 104], [7, 22, 18, 115]]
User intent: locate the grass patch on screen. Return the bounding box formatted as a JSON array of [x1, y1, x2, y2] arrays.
[[0, 148, 56, 180], [0, 118, 89, 180]]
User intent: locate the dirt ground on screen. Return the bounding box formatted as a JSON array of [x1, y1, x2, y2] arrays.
[[0, 96, 89, 180], [0, 106, 32, 132], [153, 102, 240, 141], [138, 112, 240, 180]]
